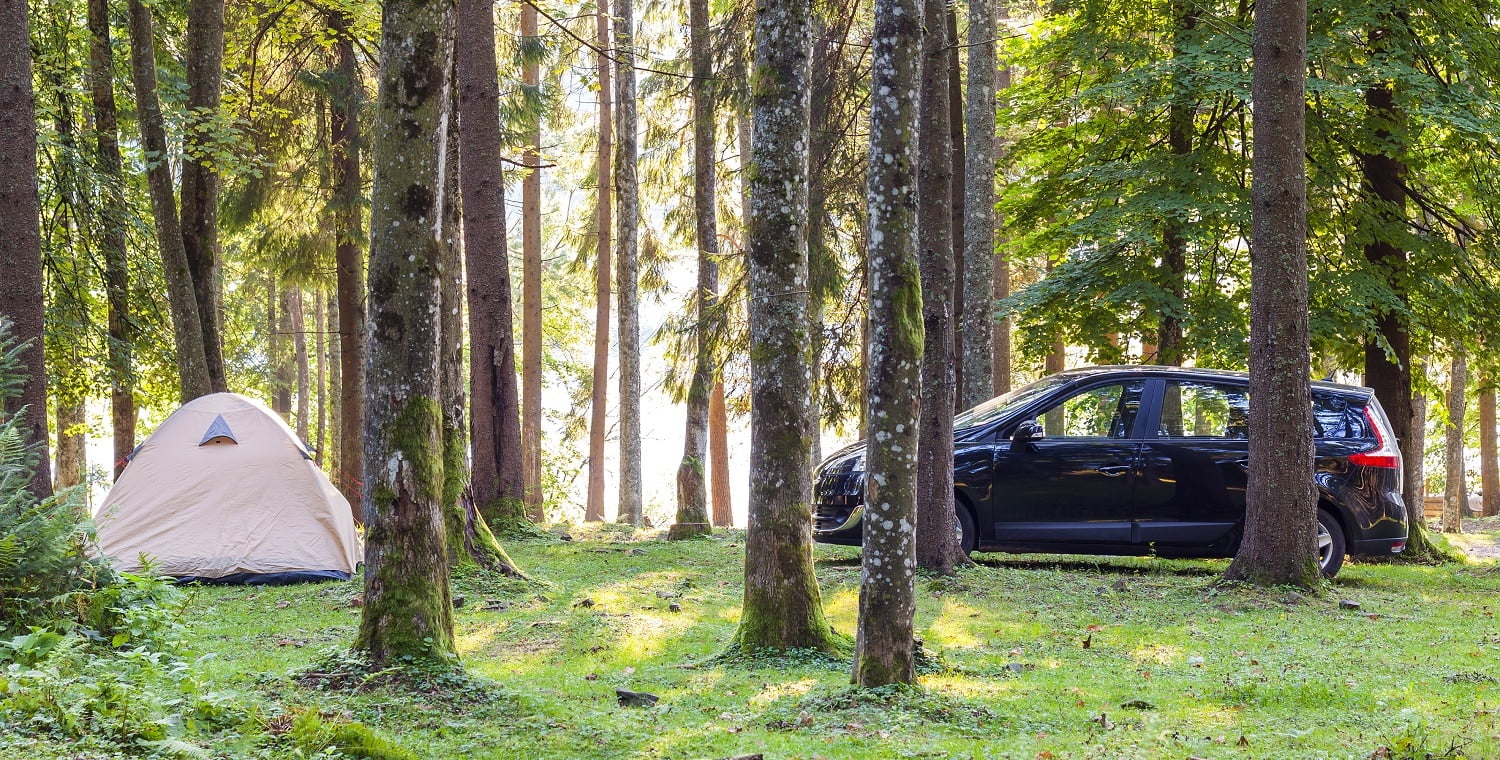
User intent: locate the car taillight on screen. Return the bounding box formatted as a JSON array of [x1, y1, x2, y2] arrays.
[[1349, 407, 1400, 469]]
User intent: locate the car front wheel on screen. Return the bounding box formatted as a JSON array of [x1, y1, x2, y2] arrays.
[[1317, 509, 1346, 578], [955, 504, 977, 556]]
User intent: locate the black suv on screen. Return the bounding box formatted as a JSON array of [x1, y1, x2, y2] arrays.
[[813, 366, 1408, 577]]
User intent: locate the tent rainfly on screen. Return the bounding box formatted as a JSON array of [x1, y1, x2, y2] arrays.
[[95, 393, 362, 584]]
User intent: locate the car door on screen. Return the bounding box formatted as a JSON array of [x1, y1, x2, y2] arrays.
[[989, 379, 1146, 545], [1131, 378, 1248, 548]]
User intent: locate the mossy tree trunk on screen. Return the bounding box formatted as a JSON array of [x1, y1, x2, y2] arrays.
[[126, 0, 212, 404], [457, 0, 527, 532], [914, 0, 961, 575], [354, 0, 456, 667], [735, 0, 838, 654], [854, 0, 922, 687], [438, 94, 523, 576], [1442, 347, 1466, 534], [1401, 382, 1441, 558], [615, 0, 643, 527], [670, 0, 718, 542], [1224, 0, 1320, 588]]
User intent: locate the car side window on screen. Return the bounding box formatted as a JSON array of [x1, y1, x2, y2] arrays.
[[1158, 381, 1250, 439], [1038, 381, 1143, 439]]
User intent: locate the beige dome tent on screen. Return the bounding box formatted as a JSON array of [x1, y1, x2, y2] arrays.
[[95, 393, 361, 584]]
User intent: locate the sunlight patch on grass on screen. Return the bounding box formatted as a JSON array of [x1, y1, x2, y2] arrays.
[[1130, 642, 1182, 666], [747, 677, 819, 708], [923, 598, 987, 649], [455, 620, 505, 657]]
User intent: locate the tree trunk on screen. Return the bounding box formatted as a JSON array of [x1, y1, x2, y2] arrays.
[[88, 0, 135, 478], [439, 90, 523, 576], [328, 294, 343, 479], [54, 399, 86, 492], [1402, 372, 1438, 556], [961, 0, 996, 410], [585, 0, 613, 523], [854, 0, 922, 686], [329, 8, 365, 519], [1224, 0, 1318, 587], [709, 381, 732, 526], [736, 0, 837, 654], [614, 0, 643, 526], [1442, 348, 1465, 534], [315, 290, 327, 464], [127, 0, 212, 403], [991, 9, 1012, 397], [273, 282, 293, 417], [1359, 20, 1413, 532], [1481, 379, 1497, 517], [293, 288, 310, 441], [181, 0, 227, 392], [1159, 0, 1196, 367], [671, 0, 718, 541], [457, 0, 527, 530], [913, 0, 961, 575], [520, 1, 545, 523], [945, 8, 965, 410], [805, 10, 837, 475], [354, 0, 456, 667]]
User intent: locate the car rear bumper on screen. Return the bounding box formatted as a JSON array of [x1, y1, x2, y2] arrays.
[[1348, 536, 1407, 556]]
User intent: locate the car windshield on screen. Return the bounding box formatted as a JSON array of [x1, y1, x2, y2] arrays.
[[953, 374, 1073, 431]]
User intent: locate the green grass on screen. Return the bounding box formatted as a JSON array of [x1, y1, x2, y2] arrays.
[[8, 523, 1500, 759]]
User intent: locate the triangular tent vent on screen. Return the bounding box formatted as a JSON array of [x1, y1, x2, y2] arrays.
[[199, 414, 238, 446]]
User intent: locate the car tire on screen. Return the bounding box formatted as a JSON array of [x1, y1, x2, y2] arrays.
[[1317, 509, 1346, 579], [956, 503, 977, 557]]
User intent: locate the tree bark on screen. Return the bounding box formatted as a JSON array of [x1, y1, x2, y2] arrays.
[[1403, 369, 1437, 555], [913, 0, 961, 575], [854, 0, 922, 686], [1359, 18, 1414, 535], [1158, 0, 1196, 367], [329, 8, 365, 519], [945, 8, 965, 410], [991, 9, 1012, 397], [87, 0, 135, 478], [127, 0, 212, 403], [439, 89, 523, 576], [520, 1, 545, 523], [328, 294, 343, 478], [315, 291, 327, 464], [181, 0, 227, 392], [961, 0, 996, 410], [1224, 0, 1319, 587], [585, 0, 613, 523], [54, 399, 86, 492], [273, 282, 293, 417], [1481, 378, 1497, 517], [457, 0, 526, 529], [615, 0, 643, 526], [736, 0, 837, 654], [293, 288, 310, 441], [354, 0, 456, 666], [671, 0, 718, 541], [1442, 348, 1465, 534], [709, 380, 732, 526]]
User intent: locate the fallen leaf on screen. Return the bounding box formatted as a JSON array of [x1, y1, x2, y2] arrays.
[[275, 601, 290, 609], [623, 666, 636, 675], [584, 673, 598, 681], [1238, 734, 1250, 747], [797, 711, 814, 727], [1082, 635, 1092, 649], [1096, 713, 1115, 730]]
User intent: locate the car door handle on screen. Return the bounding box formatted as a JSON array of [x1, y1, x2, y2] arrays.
[[1098, 465, 1131, 477]]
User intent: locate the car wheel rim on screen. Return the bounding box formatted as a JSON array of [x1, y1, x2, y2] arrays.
[[1317, 521, 1333, 569]]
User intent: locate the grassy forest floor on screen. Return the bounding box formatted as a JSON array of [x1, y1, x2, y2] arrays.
[[7, 521, 1500, 759]]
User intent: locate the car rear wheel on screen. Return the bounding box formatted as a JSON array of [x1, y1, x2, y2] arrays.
[[1317, 509, 1346, 578]]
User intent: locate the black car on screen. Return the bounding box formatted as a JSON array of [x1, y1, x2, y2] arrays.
[[813, 366, 1408, 577]]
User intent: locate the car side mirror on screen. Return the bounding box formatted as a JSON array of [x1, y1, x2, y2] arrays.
[[1012, 420, 1044, 444]]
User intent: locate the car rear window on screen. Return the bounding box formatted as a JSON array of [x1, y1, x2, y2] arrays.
[[1313, 395, 1370, 439]]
